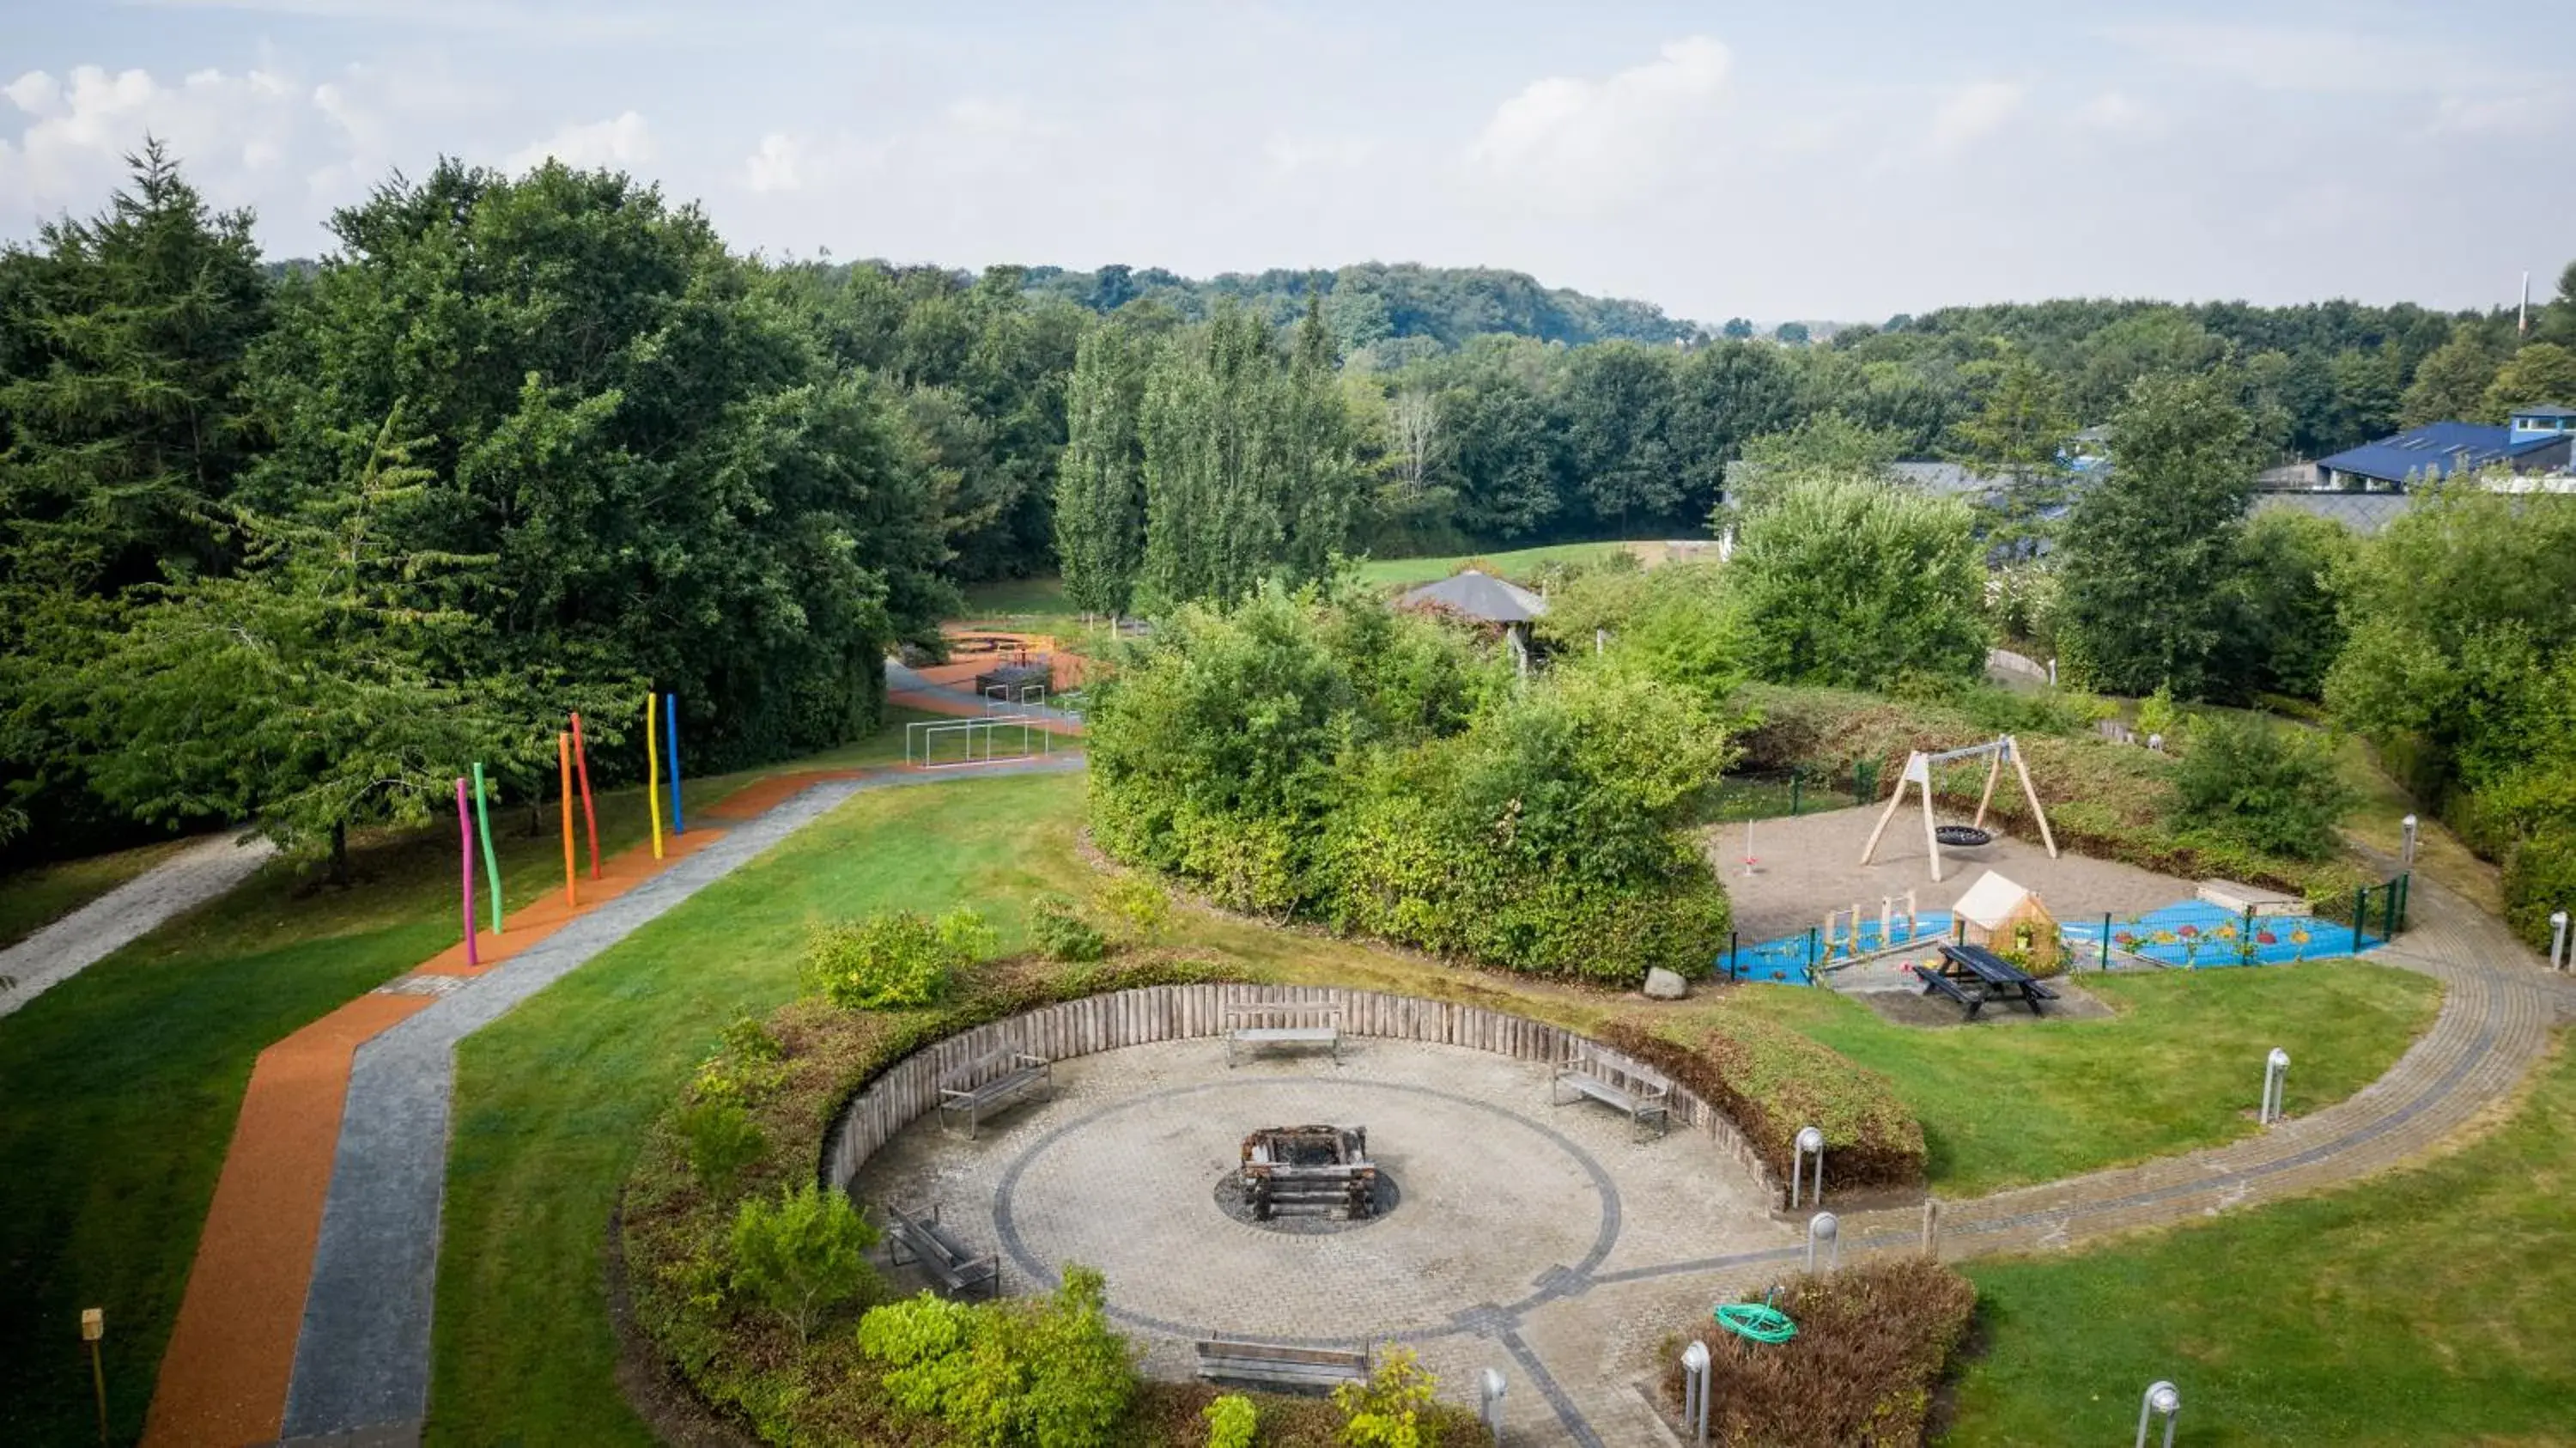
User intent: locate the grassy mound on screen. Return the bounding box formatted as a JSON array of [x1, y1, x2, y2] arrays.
[[1601, 1014, 1928, 1194]]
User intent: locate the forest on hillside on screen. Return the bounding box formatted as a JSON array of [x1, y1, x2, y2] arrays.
[[6, 144, 2576, 886]]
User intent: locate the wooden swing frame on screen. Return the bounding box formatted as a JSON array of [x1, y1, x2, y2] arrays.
[[1858, 735, 2058, 883]]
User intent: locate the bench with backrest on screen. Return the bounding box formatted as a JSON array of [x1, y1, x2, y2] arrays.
[[882, 1201, 999, 1299], [937, 1049, 1051, 1140], [1194, 1339, 1370, 1392], [1552, 1049, 1673, 1141], [1223, 1002, 1343, 1068]]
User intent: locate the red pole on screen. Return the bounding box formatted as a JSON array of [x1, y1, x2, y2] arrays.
[[559, 733, 578, 908], [569, 712, 600, 879], [456, 776, 477, 967]]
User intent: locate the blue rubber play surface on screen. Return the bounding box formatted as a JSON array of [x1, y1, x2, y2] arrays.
[[1716, 898, 2386, 984]]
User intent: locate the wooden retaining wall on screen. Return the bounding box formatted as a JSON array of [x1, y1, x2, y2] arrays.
[[822, 984, 1778, 1195]]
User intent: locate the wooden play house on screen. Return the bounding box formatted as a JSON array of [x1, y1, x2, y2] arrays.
[[1949, 870, 2061, 974]]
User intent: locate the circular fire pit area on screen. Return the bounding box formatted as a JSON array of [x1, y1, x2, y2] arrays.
[[834, 988, 1792, 1424]]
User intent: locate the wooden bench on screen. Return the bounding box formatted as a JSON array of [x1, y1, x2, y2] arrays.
[[937, 1049, 1051, 1140], [1911, 964, 1987, 1017], [1552, 1052, 1673, 1141], [1223, 1003, 1342, 1068], [882, 1202, 999, 1299], [1194, 1339, 1370, 1392]]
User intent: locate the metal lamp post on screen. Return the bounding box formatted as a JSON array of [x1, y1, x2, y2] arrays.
[[2550, 910, 2570, 971], [2136, 1380, 2180, 1448], [1679, 1341, 1712, 1445], [1791, 1125, 1825, 1208], [2400, 813, 2419, 870], [2260, 1048, 2291, 1126], [1807, 1211, 1840, 1273], [1478, 1367, 1506, 1439]]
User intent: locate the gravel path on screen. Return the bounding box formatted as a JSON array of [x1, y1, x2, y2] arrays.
[[0, 832, 275, 1020], [277, 757, 1081, 1444]]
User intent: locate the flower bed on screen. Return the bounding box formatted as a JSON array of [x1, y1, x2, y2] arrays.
[[1661, 1259, 1977, 1447]]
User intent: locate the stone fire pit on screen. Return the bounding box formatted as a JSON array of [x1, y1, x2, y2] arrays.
[[1237, 1124, 1377, 1221]]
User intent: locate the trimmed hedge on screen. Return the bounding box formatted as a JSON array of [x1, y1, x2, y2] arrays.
[[1734, 684, 2372, 907], [1601, 1015, 1927, 1194], [622, 955, 1491, 1447], [1661, 1259, 1977, 1448]]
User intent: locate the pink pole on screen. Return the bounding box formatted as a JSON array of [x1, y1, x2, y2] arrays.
[[457, 776, 478, 967]]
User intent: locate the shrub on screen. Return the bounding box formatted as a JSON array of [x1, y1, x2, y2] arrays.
[[1103, 874, 1172, 944], [728, 1182, 879, 1342], [1601, 1016, 1926, 1192], [2172, 715, 2354, 861], [1333, 1347, 1442, 1448], [858, 1264, 1138, 1448], [1730, 473, 1990, 691], [2135, 682, 2183, 745], [720, 1013, 782, 1062], [805, 908, 987, 1009], [1662, 1260, 1976, 1448], [1031, 893, 1109, 962], [1204, 1394, 1258, 1448], [673, 1099, 764, 1195]]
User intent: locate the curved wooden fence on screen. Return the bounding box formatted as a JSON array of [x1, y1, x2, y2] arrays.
[[822, 984, 1777, 1195]]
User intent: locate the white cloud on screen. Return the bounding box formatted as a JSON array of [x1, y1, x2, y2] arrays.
[[2076, 90, 2159, 136], [504, 110, 653, 173], [1, 65, 315, 222], [1467, 35, 1732, 204], [1264, 133, 1376, 175], [1928, 82, 2024, 155], [742, 132, 802, 193], [2105, 21, 2482, 95]]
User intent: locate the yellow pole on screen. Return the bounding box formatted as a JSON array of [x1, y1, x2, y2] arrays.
[[558, 732, 578, 907], [645, 691, 665, 861]]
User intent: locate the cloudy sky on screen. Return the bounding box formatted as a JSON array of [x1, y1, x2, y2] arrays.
[[4, 1, 2569, 324]]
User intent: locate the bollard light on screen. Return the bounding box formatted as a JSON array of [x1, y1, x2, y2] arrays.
[[1792, 1125, 1826, 1209], [1680, 1341, 1712, 1445], [2550, 910, 2570, 971], [2400, 813, 2419, 870], [1807, 1210, 1840, 1273], [2261, 1048, 2291, 1126], [1478, 1366, 1507, 1438], [2136, 1380, 2180, 1448]]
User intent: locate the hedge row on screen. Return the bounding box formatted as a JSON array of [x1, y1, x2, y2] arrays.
[[1660, 1259, 1978, 1447], [1601, 1015, 1927, 1194], [622, 955, 1492, 1447], [1734, 683, 2373, 906]]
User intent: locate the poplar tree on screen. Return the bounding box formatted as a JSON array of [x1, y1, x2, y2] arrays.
[[1054, 324, 1148, 615]]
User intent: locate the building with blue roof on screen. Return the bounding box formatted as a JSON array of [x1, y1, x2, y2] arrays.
[[2312, 415, 2571, 491]]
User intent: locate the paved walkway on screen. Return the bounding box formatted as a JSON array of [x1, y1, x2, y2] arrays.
[[0, 832, 276, 1019], [887, 658, 1085, 732]]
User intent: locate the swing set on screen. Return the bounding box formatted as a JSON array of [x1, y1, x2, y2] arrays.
[[1858, 735, 2057, 883]]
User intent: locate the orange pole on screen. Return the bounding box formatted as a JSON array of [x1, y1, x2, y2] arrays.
[[569, 712, 600, 879], [558, 732, 577, 908]]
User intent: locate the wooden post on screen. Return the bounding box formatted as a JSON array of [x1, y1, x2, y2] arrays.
[[2008, 737, 2059, 857], [1920, 1197, 1941, 1257], [1858, 752, 1917, 864], [1922, 772, 1946, 882], [1972, 747, 2003, 830]]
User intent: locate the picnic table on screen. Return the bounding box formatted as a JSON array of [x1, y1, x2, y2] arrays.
[[1913, 942, 2060, 1019]]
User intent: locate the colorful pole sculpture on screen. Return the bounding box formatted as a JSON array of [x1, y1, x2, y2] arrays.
[[455, 776, 477, 967], [569, 712, 601, 879], [665, 692, 683, 835], [559, 732, 579, 908], [470, 763, 503, 935], [645, 691, 665, 861]]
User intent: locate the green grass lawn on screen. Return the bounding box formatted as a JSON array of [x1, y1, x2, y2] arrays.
[[1349, 540, 1635, 587], [0, 717, 931, 1446], [1946, 1031, 2576, 1445], [0, 836, 195, 950], [1716, 964, 2440, 1196], [430, 772, 1091, 1445]]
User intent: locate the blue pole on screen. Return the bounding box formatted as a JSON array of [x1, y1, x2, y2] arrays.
[[665, 693, 683, 835]]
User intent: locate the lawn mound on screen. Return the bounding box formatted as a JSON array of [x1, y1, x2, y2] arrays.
[[1662, 1260, 1977, 1448], [1602, 1014, 1927, 1194]]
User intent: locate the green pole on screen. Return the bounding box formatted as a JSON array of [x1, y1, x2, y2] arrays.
[[2100, 912, 2111, 970], [2352, 886, 2366, 956], [2383, 879, 2398, 943], [471, 763, 503, 935], [1806, 926, 1818, 982], [2397, 872, 2411, 932], [2243, 906, 2256, 966], [1790, 773, 1801, 817]]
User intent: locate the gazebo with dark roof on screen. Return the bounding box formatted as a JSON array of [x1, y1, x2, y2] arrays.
[[1394, 569, 1549, 625]]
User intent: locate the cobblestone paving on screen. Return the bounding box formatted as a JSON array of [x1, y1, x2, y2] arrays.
[[858, 872, 2564, 1446]]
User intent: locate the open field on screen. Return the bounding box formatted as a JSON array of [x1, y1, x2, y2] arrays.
[[1950, 1030, 2576, 1445]]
